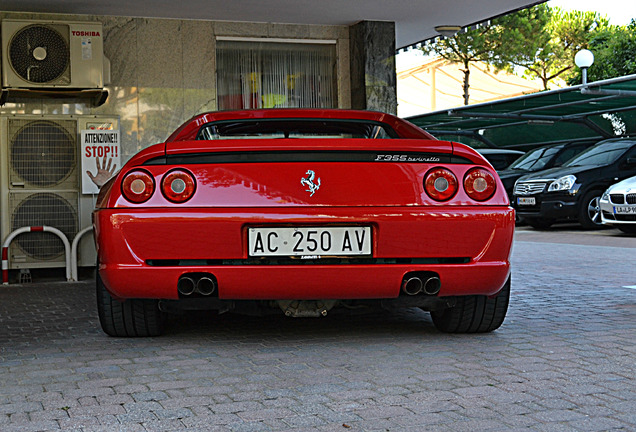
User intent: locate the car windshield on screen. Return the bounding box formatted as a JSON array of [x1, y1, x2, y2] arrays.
[[564, 141, 634, 167], [198, 119, 399, 139], [508, 146, 561, 171]]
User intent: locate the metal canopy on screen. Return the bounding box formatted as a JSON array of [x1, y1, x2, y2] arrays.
[[406, 74, 636, 150]]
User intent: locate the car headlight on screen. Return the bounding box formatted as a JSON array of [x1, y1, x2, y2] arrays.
[[601, 190, 610, 201], [547, 175, 576, 192]]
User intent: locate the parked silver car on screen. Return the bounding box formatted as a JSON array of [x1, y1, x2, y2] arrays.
[[600, 175, 636, 234]]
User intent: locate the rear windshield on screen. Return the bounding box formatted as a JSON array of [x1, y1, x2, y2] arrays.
[[197, 119, 399, 140], [564, 141, 634, 167]]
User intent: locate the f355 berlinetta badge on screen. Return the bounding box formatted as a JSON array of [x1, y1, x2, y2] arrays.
[[301, 170, 321, 196]]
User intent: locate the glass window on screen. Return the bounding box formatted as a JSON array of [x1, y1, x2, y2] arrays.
[[552, 145, 587, 166], [509, 146, 560, 171], [198, 119, 398, 140], [216, 40, 337, 110], [564, 141, 635, 167]]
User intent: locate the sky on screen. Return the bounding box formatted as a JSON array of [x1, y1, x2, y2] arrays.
[[547, 0, 636, 25]]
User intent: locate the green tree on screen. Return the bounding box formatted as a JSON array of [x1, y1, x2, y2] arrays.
[[420, 4, 612, 103], [420, 24, 498, 105], [493, 7, 608, 89], [580, 20, 636, 82]]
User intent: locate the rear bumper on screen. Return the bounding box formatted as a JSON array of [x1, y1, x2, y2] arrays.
[[94, 206, 514, 300]]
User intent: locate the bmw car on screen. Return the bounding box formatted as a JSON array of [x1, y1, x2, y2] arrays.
[[600, 175, 636, 234], [93, 109, 514, 336]]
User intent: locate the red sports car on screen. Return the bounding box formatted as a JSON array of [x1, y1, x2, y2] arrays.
[[93, 109, 514, 336]]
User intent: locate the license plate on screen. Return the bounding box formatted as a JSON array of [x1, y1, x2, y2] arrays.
[[614, 206, 636, 214], [517, 197, 536, 205], [248, 226, 372, 257]]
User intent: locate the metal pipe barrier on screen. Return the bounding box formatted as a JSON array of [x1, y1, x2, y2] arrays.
[[71, 226, 94, 282], [2, 226, 71, 285]]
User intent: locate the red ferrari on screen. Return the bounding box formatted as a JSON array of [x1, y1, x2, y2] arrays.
[[93, 109, 514, 336]]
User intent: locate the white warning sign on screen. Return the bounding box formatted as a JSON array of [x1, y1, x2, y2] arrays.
[[81, 130, 121, 194]]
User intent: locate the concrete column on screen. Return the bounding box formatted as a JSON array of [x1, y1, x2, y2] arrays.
[[349, 21, 397, 114]]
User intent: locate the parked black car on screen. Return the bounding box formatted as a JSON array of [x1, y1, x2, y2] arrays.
[[498, 141, 597, 203], [512, 138, 636, 229], [476, 148, 525, 171]]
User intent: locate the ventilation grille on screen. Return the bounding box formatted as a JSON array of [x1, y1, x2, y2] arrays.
[[9, 119, 78, 189], [9, 192, 79, 261], [8, 24, 70, 84], [513, 181, 547, 196]]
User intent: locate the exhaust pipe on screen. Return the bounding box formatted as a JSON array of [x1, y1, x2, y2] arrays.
[[423, 276, 441, 295], [177, 276, 196, 296], [196, 277, 217, 296], [402, 277, 423, 296]]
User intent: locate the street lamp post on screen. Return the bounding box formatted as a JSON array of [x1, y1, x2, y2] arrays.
[[574, 49, 594, 85]]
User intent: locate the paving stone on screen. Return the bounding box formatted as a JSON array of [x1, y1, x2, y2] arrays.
[[0, 228, 634, 431]]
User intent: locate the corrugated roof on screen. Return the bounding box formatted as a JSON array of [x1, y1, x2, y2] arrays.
[[406, 74, 636, 150]]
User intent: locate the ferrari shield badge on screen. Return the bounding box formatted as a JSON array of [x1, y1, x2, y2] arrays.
[[301, 170, 321, 196]]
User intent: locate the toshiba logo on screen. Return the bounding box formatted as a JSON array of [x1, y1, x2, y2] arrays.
[[71, 30, 101, 37]]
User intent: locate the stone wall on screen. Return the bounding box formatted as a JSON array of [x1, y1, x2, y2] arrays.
[[0, 12, 351, 162]]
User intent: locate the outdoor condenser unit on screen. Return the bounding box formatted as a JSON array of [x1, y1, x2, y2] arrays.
[[1, 19, 109, 105], [0, 115, 119, 270]]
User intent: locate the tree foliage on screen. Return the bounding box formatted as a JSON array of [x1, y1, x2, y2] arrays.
[[491, 7, 608, 89], [578, 19, 636, 82], [419, 4, 630, 104], [420, 24, 498, 105]]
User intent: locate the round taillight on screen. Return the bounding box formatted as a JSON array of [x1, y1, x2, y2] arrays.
[[121, 170, 155, 203], [161, 169, 196, 203], [424, 167, 458, 201], [464, 168, 497, 201]]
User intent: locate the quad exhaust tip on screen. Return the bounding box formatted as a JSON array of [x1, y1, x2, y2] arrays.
[[402, 277, 423, 296], [178, 274, 217, 296], [196, 277, 216, 296], [177, 276, 196, 296], [401, 273, 441, 296]]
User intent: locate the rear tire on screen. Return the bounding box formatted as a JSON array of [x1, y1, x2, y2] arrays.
[[430, 276, 510, 333], [96, 272, 164, 337]]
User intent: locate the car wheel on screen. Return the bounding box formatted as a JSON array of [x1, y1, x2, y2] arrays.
[[578, 190, 603, 229], [96, 271, 165, 337], [430, 276, 510, 333], [524, 218, 554, 229], [618, 225, 636, 235]]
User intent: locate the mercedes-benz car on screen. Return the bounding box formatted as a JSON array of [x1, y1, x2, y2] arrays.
[[600, 175, 636, 234], [513, 138, 636, 229], [498, 141, 596, 203], [93, 109, 514, 336]]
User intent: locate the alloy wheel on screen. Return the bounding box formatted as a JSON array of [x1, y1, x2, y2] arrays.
[[587, 196, 602, 225]]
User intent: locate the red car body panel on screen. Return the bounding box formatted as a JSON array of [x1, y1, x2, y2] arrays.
[[94, 109, 514, 303]]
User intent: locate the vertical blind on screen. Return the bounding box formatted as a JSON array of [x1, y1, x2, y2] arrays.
[[217, 40, 337, 110]]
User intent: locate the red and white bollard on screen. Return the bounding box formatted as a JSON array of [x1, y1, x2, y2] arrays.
[[2, 226, 71, 285]]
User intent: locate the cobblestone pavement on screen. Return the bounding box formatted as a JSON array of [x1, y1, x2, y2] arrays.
[[1, 227, 635, 431]]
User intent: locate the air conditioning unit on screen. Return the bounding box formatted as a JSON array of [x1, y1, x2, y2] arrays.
[[0, 115, 119, 270], [1, 19, 109, 105]]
